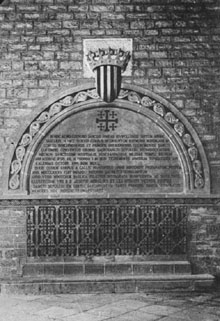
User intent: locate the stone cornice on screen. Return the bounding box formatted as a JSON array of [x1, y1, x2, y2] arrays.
[[0, 197, 219, 207]]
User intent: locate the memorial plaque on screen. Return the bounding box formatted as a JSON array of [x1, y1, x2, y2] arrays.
[[30, 107, 183, 195]]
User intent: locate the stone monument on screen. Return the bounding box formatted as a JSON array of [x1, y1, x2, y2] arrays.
[[4, 44, 209, 263]]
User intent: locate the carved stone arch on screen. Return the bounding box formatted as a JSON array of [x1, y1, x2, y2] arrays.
[[3, 83, 210, 196]]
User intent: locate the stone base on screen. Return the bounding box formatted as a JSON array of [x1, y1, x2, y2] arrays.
[[0, 274, 215, 295], [22, 261, 192, 277], [0, 261, 215, 295]]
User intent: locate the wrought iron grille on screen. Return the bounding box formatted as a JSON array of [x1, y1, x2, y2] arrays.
[[27, 204, 187, 257]]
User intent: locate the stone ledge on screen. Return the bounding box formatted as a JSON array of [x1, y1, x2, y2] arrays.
[[23, 261, 192, 277], [0, 274, 215, 295], [0, 197, 220, 206]]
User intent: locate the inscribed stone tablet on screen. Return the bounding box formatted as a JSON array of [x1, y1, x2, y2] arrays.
[[29, 107, 183, 195]]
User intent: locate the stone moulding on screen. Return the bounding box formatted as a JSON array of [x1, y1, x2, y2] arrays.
[[0, 198, 219, 207], [3, 83, 210, 196]]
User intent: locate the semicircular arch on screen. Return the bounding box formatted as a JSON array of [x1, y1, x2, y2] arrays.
[[3, 83, 210, 196]]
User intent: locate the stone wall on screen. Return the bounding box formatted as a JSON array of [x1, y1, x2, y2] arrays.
[[0, 207, 26, 278], [0, 0, 220, 279], [189, 204, 220, 276], [0, 0, 220, 194]]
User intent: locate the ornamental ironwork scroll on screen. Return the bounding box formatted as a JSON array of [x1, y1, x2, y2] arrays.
[[27, 204, 187, 257]]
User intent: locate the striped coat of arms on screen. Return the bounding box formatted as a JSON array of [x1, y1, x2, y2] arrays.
[[95, 65, 121, 103], [87, 48, 130, 103]]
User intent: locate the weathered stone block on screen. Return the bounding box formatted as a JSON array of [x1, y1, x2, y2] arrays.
[[69, 5, 89, 12], [115, 5, 134, 12], [105, 264, 132, 274], [81, 20, 98, 29], [153, 264, 174, 274], [148, 68, 162, 77], [7, 88, 28, 99], [133, 264, 153, 274], [39, 80, 59, 88], [29, 88, 47, 98], [39, 61, 58, 71], [162, 28, 181, 35], [0, 61, 12, 71], [41, 44, 60, 52], [23, 13, 41, 19], [115, 280, 136, 293], [155, 20, 173, 28], [144, 30, 159, 36], [44, 264, 64, 275], [1, 22, 14, 30], [0, 89, 6, 98], [93, 0, 118, 3], [56, 13, 73, 20], [60, 61, 82, 70], [92, 30, 105, 36], [149, 51, 168, 58], [134, 51, 149, 59], [106, 29, 122, 36], [23, 264, 42, 277], [85, 264, 104, 274], [72, 29, 90, 36], [63, 21, 79, 29], [90, 5, 114, 12], [74, 13, 87, 19], [36, 36, 54, 43], [0, 6, 14, 13], [64, 264, 84, 275], [133, 69, 145, 77], [130, 20, 146, 29], [101, 12, 125, 19]]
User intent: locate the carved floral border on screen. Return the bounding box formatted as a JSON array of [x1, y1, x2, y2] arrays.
[[118, 89, 204, 190], [9, 88, 204, 191]]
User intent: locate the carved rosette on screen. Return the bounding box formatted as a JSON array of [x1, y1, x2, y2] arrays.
[[9, 87, 205, 191]]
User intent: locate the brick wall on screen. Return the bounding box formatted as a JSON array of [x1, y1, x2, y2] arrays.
[[0, 0, 220, 194], [0, 207, 26, 278], [0, 0, 220, 279], [189, 205, 220, 276]]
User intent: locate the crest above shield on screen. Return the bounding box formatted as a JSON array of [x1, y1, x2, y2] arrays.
[[87, 48, 131, 103]]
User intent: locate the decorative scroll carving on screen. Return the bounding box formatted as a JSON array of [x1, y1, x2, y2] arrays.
[[174, 122, 185, 137], [153, 103, 165, 117], [183, 133, 194, 147], [8, 87, 206, 191], [165, 112, 178, 124], [128, 91, 141, 104], [116, 90, 205, 189], [9, 89, 99, 190], [188, 147, 198, 161], [9, 174, 20, 190], [27, 204, 187, 257]]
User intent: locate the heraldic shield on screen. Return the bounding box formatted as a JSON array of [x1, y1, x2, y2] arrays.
[[95, 65, 121, 103], [87, 48, 130, 103]]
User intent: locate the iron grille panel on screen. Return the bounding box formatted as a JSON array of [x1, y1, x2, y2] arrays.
[[27, 204, 187, 257]]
